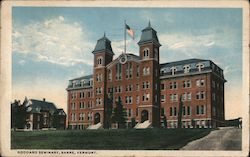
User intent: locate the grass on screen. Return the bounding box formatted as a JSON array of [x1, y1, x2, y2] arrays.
[[11, 128, 213, 150]]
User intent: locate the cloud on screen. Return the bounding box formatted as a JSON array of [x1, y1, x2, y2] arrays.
[[158, 25, 239, 62], [13, 16, 94, 66], [18, 60, 25, 65]]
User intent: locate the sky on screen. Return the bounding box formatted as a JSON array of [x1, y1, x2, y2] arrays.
[[12, 7, 242, 119]]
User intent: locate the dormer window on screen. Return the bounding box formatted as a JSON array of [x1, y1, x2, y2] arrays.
[[183, 65, 190, 73], [80, 80, 85, 86], [170, 67, 177, 75], [89, 79, 93, 86], [97, 57, 103, 66], [143, 48, 150, 59], [196, 63, 204, 72]]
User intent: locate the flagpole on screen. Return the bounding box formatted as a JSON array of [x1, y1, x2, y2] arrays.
[[124, 20, 126, 54]]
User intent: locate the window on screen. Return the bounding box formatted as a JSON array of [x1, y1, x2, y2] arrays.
[[212, 80, 216, 88], [196, 79, 205, 87], [142, 93, 150, 101], [116, 63, 122, 80], [136, 84, 139, 91], [89, 79, 93, 86], [182, 106, 186, 115], [196, 91, 205, 100], [97, 57, 103, 66], [79, 113, 85, 121], [136, 65, 139, 77], [125, 96, 133, 104], [187, 106, 191, 115], [136, 96, 140, 104], [96, 87, 102, 95], [87, 112, 92, 121], [127, 109, 132, 117], [143, 48, 150, 59], [161, 95, 166, 102], [115, 86, 122, 93], [126, 85, 133, 91], [142, 82, 150, 89], [71, 103, 76, 110], [71, 92, 77, 99], [183, 80, 191, 88], [187, 93, 191, 100], [170, 107, 173, 116], [170, 67, 177, 75], [80, 102, 84, 109], [126, 62, 133, 78], [182, 93, 187, 101], [161, 84, 165, 90], [170, 94, 178, 102], [170, 82, 178, 89], [108, 69, 112, 81], [217, 83, 220, 90], [196, 106, 199, 114], [71, 113, 76, 121], [143, 67, 150, 75], [96, 74, 102, 82], [212, 93, 216, 101], [183, 65, 190, 73], [196, 63, 205, 71], [196, 105, 205, 115], [161, 108, 165, 116], [96, 98, 102, 106], [174, 107, 177, 116]]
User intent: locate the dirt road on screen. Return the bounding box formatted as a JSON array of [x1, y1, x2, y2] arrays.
[[181, 127, 242, 150]]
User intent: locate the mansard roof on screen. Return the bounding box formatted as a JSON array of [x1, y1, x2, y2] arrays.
[[25, 98, 63, 115], [92, 34, 114, 55], [67, 74, 93, 90], [160, 58, 225, 81], [69, 74, 93, 81], [138, 22, 161, 46]]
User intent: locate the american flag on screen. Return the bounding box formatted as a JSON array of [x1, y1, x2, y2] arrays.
[[125, 24, 135, 39]]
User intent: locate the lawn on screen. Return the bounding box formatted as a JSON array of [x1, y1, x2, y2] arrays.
[[11, 128, 213, 150]]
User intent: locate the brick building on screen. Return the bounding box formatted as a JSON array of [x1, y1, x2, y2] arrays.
[[66, 23, 226, 129]]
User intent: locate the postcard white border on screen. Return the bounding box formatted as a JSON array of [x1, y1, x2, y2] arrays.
[[1, 0, 249, 157]]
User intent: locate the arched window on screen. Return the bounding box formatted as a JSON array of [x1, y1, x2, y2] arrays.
[[143, 48, 150, 59]]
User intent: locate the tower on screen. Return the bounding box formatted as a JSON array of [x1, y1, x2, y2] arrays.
[[137, 22, 161, 127], [92, 33, 114, 127]]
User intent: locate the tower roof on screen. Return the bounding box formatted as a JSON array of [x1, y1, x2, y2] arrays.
[[92, 33, 114, 55], [138, 21, 161, 46]]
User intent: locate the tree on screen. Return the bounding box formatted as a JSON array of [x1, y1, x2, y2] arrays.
[[105, 91, 113, 129], [163, 115, 167, 128], [131, 118, 136, 128], [11, 100, 27, 129], [177, 95, 183, 128], [112, 96, 127, 129]]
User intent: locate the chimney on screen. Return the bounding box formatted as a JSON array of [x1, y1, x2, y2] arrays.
[[43, 98, 46, 102]]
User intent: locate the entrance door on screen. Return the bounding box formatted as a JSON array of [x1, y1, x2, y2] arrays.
[[94, 113, 101, 124], [141, 110, 149, 123]]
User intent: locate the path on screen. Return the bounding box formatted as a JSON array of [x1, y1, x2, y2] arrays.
[[181, 127, 242, 150]]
